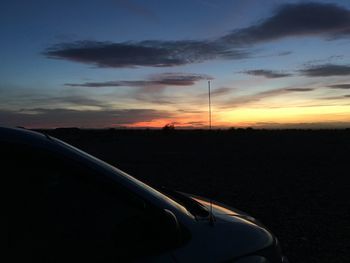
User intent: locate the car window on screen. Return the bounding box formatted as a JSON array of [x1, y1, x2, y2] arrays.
[[3, 142, 174, 262]]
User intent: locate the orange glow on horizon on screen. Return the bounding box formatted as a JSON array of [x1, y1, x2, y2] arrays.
[[121, 103, 350, 129], [219, 104, 350, 125]]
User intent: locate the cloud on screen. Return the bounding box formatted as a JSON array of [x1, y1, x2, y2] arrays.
[[222, 87, 314, 108], [303, 55, 344, 67], [45, 40, 249, 68], [277, 51, 292, 56], [210, 87, 233, 96], [323, 94, 350, 100], [253, 121, 350, 129], [300, 64, 350, 77], [222, 2, 350, 45], [63, 73, 214, 107], [40, 95, 108, 108], [65, 73, 212, 88], [285, 88, 314, 92], [44, 3, 350, 68], [0, 108, 173, 128], [64, 73, 213, 105], [197, 87, 234, 99], [183, 121, 207, 128], [244, 69, 292, 78], [0, 87, 110, 110], [327, 84, 350, 89]]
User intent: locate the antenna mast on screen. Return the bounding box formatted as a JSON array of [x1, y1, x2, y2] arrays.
[[208, 80, 215, 226], [208, 81, 212, 130]]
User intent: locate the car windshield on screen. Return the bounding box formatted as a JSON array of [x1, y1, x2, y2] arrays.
[[50, 136, 190, 215]]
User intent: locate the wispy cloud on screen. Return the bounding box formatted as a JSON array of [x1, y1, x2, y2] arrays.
[[323, 94, 350, 100], [222, 87, 315, 108], [277, 51, 292, 56], [64, 73, 213, 106], [65, 73, 212, 88], [44, 3, 350, 68], [0, 89, 110, 110], [196, 87, 234, 100], [300, 64, 350, 77], [0, 108, 174, 128], [327, 84, 350, 89], [253, 121, 350, 129], [210, 87, 234, 97], [185, 121, 206, 126], [244, 69, 292, 78], [303, 55, 344, 67]]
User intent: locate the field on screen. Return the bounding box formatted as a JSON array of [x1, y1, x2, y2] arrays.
[[41, 128, 350, 263]]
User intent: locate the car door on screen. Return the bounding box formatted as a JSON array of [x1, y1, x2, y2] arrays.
[[4, 141, 178, 262]]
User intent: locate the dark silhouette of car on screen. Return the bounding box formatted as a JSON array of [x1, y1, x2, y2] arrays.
[[3, 127, 287, 262]]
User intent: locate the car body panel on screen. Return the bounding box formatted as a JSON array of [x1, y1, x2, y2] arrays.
[[2, 127, 286, 262], [165, 193, 275, 262]]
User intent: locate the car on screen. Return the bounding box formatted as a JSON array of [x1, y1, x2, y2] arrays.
[[2, 127, 287, 262]]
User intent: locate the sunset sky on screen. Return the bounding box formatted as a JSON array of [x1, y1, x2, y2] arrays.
[[1, 0, 350, 128]]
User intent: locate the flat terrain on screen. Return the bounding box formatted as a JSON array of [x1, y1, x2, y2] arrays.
[[41, 129, 350, 263]]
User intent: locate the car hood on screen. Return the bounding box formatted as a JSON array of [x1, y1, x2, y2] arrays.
[[183, 193, 261, 224], [171, 193, 277, 262]]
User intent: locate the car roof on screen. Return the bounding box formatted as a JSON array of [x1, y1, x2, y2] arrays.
[[0, 127, 51, 146], [0, 126, 191, 218]]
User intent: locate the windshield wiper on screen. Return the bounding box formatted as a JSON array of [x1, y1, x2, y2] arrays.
[[160, 188, 209, 218]]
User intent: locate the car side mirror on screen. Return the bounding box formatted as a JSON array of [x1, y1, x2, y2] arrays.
[[158, 209, 182, 246]]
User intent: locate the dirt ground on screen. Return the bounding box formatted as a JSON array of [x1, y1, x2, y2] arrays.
[[42, 128, 350, 263]]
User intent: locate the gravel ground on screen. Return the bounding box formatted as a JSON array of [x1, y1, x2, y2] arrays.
[[42, 129, 350, 263]]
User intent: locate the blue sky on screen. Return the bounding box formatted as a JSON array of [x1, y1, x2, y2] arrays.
[[1, 0, 350, 128]]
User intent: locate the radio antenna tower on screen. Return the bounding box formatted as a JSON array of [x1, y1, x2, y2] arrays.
[[208, 80, 212, 130], [208, 80, 215, 226]]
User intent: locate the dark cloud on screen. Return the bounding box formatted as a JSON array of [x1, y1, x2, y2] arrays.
[[65, 73, 212, 88], [148, 73, 213, 86], [327, 84, 350, 89], [244, 69, 292, 78], [65, 80, 150, 88], [45, 40, 249, 68], [300, 64, 350, 77], [44, 3, 350, 68], [177, 109, 203, 114], [0, 108, 173, 128], [222, 2, 350, 45], [285, 88, 314, 92]]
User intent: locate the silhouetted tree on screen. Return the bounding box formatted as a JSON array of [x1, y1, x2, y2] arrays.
[[162, 123, 175, 133]]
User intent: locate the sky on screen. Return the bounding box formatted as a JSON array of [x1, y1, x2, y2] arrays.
[[1, 0, 350, 129]]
